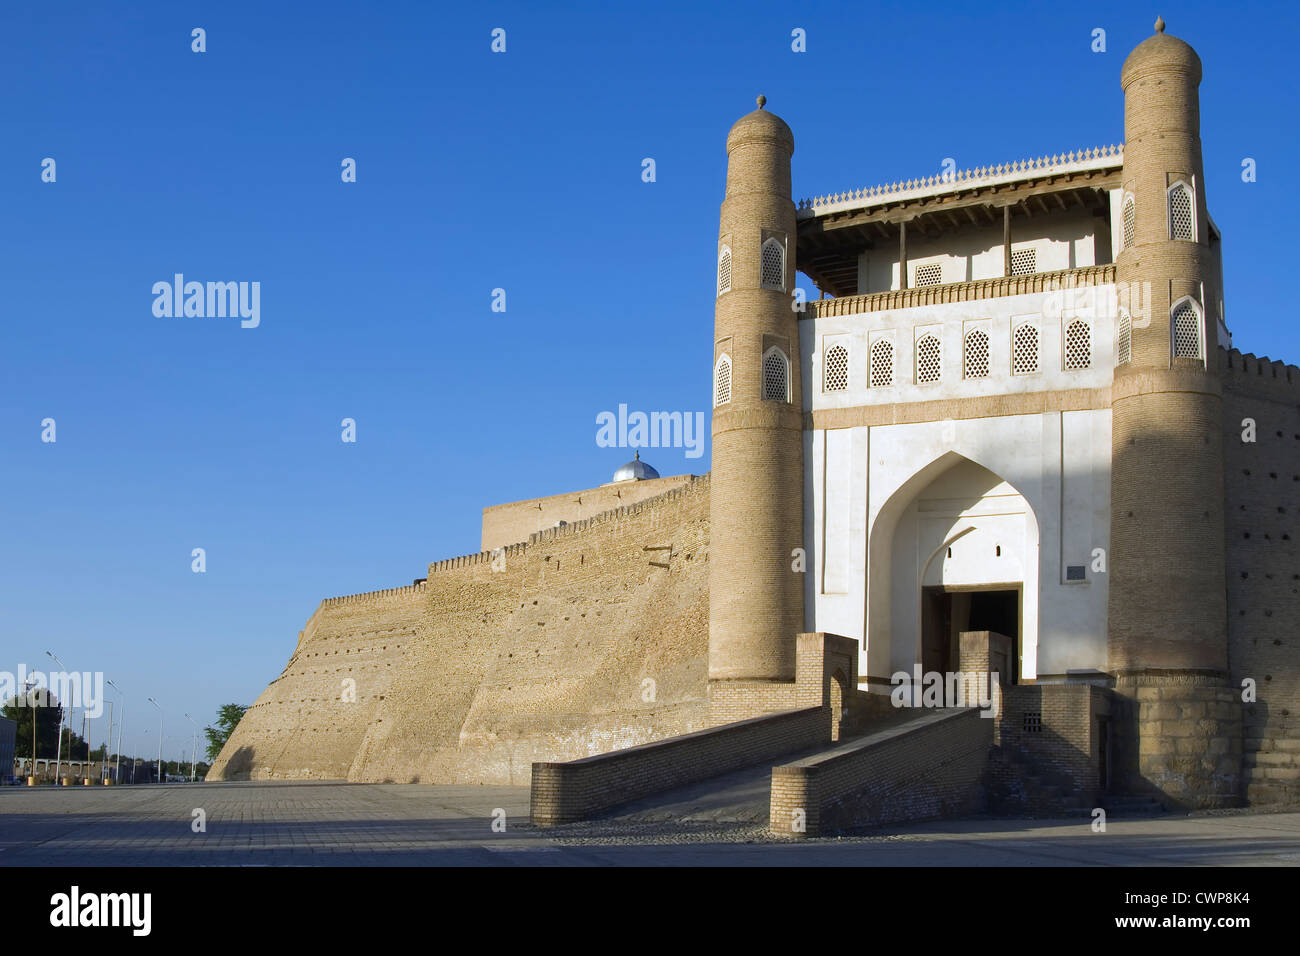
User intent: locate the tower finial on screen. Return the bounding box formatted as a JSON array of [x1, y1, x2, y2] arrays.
[[756, 95, 766, 110], [1154, 15, 1165, 33]]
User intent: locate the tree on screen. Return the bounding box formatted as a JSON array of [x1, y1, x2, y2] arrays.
[[1, 690, 86, 760], [204, 704, 249, 761]]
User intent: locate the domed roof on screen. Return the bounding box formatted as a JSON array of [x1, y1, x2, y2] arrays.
[[727, 95, 794, 154], [1122, 17, 1201, 88], [612, 451, 660, 483]]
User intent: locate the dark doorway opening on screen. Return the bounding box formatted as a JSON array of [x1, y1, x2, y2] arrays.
[[921, 585, 1021, 682]]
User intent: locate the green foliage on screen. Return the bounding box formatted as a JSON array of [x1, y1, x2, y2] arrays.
[[1, 691, 86, 759], [204, 704, 249, 761]]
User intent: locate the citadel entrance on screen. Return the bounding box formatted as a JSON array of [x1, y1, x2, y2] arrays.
[[921, 585, 1020, 682], [868, 452, 1039, 684]]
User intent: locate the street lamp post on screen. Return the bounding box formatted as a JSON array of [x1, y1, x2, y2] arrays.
[[45, 651, 69, 785], [147, 697, 162, 783], [183, 713, 198, 782], [103, 699, 113, 783], [23, 678, 37, 783], [107, 680, 125, 785]]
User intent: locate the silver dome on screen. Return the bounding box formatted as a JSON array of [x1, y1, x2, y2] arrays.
[[612, 451, 660, 482]]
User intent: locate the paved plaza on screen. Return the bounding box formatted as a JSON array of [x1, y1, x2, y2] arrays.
[[1, 781, 1298, 866]]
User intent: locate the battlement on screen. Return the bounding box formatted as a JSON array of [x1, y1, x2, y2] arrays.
[[797, 145, 1123, 217], [320, 581, 428, 607], [306, 474, 712, 607], [1220, 347, 1300, 386], [526, 474, 708, 544]]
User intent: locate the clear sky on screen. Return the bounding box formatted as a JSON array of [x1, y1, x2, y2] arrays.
[[2, 1, 1296, 761]]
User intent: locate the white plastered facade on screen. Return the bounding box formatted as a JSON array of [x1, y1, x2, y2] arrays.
[[801, 285, 1116, 687]]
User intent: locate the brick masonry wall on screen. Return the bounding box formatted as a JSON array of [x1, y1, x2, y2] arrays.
[[1221, 346, 1300, 804], [531, 706, 830, 825], [209, 478, 712, 785], [1000, 683, 1109, 799], [770, 707, 992, 837]]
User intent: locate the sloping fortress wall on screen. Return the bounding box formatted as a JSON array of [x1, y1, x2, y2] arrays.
[[1221, 348, 1300, 804], [481, 473, 695, 552], [209, 476, 710, 784]]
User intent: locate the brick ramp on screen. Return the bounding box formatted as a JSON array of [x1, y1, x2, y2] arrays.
[[771, 707, 993, 838], [569, 707, 934, 826], [530, 706, 830, 825]]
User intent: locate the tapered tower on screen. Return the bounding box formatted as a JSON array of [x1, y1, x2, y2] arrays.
[[1108, 18, 1240, 807], [708, 97, 805, 696]]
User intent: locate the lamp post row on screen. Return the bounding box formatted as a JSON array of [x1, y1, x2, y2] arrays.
[[27, 652, 181, 787]]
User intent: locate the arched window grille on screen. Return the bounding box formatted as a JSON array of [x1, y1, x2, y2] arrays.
[[717, 247, 732, 296], [916, 334, 942, 384], [1121, 193, 1136, 249], [1064, 319, 1092, 370], [1116, 310, 1132, 365], [1012, 323, 1039, 375], [824, 344, 849, 391], [762, 347, 789, 402], [1172, 298, 1202, 359], [1168, 181, 1195, 241], [760, 237, 785, 289], [714, 354, 732, 407], [964, 329, 990, 379], [869, 338, 894, 388]]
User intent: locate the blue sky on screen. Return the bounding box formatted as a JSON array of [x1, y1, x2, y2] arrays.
[[2, 1, 1295, 760]]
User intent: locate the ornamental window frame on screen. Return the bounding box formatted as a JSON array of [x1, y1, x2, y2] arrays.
[[1009, 247, 1037, 277], [1011, 319, 1040, 376], [1116, 309, 1132, 366], [915, 327, 942, 386], [1120, 191, 1136, 250], [713, 353, 732, 407], [1167, 179, 1196, 242], [717, 245, 733, 297], [823, 341, 849, 392], [914, 262, 943, 287], [761, 345, 791, 402], [1063, 316, 1092, 371], [1170, 296, 1204, 362], [760, 235, 786, 291], [869, 332, 896, 389], [963, 323, 991, 379]]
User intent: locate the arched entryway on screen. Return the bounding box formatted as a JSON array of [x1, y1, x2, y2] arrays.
[[867, 453, 1039, 682]]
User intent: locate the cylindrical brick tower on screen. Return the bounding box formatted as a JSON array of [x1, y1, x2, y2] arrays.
[[708, 97, 804, 696], [1109, 18, 1239, 807]]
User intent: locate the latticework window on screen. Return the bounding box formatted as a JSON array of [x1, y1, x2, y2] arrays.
[[964, 329, 990, 378], [1012, 323, 1039, 374], [1172, 301, 1201, 358], [916, 334, 941, 384], [1117, 311, 1132, 365], [714, 355, 732, 407], [870, 338, 894, 388], [1169, 182, 1194, 240], [760, 238, 784, 289], [762, 348, 788, 401], [1010, 248, 1036, 276], [915, 263, 942, 286], [1121, 195, 1136, 249], [824, 344, 849, 391], [1064, 319, 1091, 370], [717, 247, 732, 296]]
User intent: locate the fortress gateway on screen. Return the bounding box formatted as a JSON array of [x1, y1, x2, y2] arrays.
[[213, 22, 1298, 831]]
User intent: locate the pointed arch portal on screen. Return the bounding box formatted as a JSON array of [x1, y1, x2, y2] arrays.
[[866, 452, 1040, 684]]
